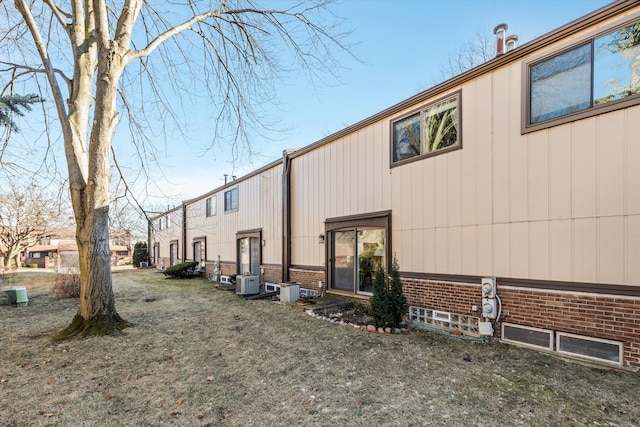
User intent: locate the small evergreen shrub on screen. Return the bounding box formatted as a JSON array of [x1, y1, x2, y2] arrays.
[[388, 255, 408, 328], [163, 261, 199, 278], [27, 263, 38, 268], [52, 270, 80, 298], [369, 255, 408, 329], [369, 266, 392, 328]]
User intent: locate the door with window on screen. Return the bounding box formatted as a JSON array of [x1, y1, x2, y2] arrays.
[[331, 228, 386, 295], [237, 230, 261, 276], [169, 242, 178, 266], [193, 239, 205, 269]]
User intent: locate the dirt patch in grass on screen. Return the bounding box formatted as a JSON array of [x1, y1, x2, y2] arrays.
[[1, 268, 639, 426]]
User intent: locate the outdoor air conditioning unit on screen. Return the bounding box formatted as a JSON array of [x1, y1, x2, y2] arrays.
[[236, 275, 259, 295]]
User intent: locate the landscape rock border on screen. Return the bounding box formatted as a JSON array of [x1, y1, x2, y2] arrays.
[[306, 308, 409, 334]]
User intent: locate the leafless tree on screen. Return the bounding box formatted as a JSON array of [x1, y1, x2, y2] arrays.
[[1, 1, 350, 339], [438, 28, 494, 81], [0, 181, 65, 269]]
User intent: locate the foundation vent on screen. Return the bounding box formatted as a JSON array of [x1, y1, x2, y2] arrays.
[[501, 323, 554, 351], [432, 310, 451, 323], [265, 283, 281, 293], [556, 332, 623, 366]]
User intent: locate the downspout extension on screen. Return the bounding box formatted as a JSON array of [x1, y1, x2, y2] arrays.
[[147, 219, 152, 265], [282, 150, 292, 283], [182, 202, 187, 263]]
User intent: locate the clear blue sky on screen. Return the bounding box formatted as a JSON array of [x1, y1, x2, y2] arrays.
[[3, 0, 612, 210], [146, 0, 611, 206]]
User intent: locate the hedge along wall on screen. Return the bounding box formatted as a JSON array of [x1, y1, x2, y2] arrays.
[[401, 277, 640, 370]]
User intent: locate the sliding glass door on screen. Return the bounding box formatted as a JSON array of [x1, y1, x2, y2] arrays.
[[330, 228, 385, 295]]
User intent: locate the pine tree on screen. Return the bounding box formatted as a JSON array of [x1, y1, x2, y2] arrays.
[[0, 94, 43, 132], [369, 265, 391, 328], [132, 242, 149, 267], [388, 255, 408, 328]]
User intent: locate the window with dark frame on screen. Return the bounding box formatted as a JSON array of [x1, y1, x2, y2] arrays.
[[206, 196, 216, 217], [224, 187, 238, 212], [391, 91, 461, 165], [528, 20, 640, 127]]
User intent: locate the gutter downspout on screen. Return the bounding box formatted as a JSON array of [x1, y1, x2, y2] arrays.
[[282, 150, 292, 283], [147, 219, 152, 265], [182, 202, 187, 263]]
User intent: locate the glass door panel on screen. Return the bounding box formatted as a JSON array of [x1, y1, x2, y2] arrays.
[[170, 244, 176, 266], [250, 237, 260, 276], [357, 229, 385, 295], [332, 230, 356, 292], [194, 242, 201, 264], [239, 237, 250, 274]]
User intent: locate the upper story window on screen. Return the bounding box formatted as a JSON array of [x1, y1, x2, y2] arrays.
[[526, 20, 640, 131], [224, 187, 238, 212], [165, 215, 170, 229], [206, 196, 217, 217], [158, 218, 163, 231], [391, 91, 461, 166]]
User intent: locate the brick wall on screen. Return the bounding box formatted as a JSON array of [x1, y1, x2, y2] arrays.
[[403, 279, 481, 317], [402, 276, 640, 370], [219, 262, 237, 276], [500, 287, 640, 370], [204, 263, 281, 284], [263, 266, 282, 284], [156, 257, 170, 269], [289, 268, 325, 292]]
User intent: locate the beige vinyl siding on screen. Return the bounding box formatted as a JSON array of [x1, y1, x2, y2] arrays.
[[151, 208, 182, 265], [289, 11, 639, 287], [151, 210, 179, 244], [183, 163, 283, 266], [184, 202, 206, 261]]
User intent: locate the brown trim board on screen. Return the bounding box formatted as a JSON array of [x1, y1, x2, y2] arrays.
[[400, 272, 640, 297]]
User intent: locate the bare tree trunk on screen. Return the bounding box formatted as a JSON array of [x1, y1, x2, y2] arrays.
[[12, 251, 20, 269], [11, 0, 348, 341], [53, 2, 131, 339], [53, 206, 129, 338]]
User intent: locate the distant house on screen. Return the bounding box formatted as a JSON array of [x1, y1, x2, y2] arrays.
[[24, 229, 133, 268], [150, 1, 640, 370]]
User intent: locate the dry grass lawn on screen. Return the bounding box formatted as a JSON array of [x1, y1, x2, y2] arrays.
[[1, 268, 639, 426]]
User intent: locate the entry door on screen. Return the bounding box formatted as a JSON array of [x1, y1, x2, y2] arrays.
[[238, 237, 260, 275], [169, 243, 177, 266], [331, 228, 385, 295], [194, 241, 201, 265], [331, 230, 356, 292]]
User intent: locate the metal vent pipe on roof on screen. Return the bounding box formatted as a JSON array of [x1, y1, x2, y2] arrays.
[[506, 34, 519, 52], [493, 23, 508, 56]]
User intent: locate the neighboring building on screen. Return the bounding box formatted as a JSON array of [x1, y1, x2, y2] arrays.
[[24, 229, 133, 268], [151, 205, 184, 270], [150, 1, 640, 370]]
